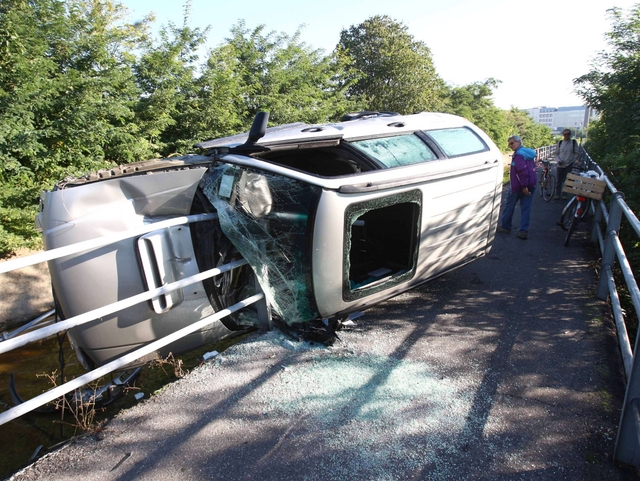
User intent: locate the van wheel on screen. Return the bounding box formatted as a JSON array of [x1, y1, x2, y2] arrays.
[[190, 188, 254, 331]]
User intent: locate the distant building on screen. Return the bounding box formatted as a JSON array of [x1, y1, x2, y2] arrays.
[[526, 105, 598, 134]]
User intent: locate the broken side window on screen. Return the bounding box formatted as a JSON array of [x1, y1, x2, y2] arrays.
[[203, 163, 321, 325], [350, 134, 437, 168], [343, 190, 422, 301]]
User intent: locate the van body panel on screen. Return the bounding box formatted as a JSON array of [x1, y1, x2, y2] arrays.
[[40, 168, 235, 368]]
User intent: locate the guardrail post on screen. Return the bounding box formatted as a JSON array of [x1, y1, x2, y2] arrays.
[[591, 199, 603, 244], [607, 188, 640, 468], [254, 278, 272, 331], [598, 192, 625, 301], [615, 335, 640, 467]]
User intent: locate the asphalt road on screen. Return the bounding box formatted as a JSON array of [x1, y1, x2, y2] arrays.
[[8, 188, 637, 481]]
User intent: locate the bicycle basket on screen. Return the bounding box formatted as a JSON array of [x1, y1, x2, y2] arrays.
[[562, 173, 606, 200]]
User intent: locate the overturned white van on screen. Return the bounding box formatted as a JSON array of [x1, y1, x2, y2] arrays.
[[38, 111, 503, 367]]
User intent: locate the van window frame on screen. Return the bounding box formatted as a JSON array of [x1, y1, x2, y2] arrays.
[[342, 189, 422, 302], [348, 133, 440, 169], [422, 126, 489, 158]]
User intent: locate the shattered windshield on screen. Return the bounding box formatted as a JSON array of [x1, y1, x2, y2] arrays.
[[203, 164, 321, 325], [350, 134, 437, 168]]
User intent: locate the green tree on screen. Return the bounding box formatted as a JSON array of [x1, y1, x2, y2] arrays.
[[503, 108, 553, 149], [0, 0, 150, 255], [189, 39, 255, 141], [573, 4, 640, 312], [198, 21, 356, 131], [442, 80, 552, 151], [574, 5, 640, 162], [444, 79, 514, 149], [133, 3, 209, 156], [0, 0, 151, 183], [574, 2, 640, 210], [337, 15, 445, 114]]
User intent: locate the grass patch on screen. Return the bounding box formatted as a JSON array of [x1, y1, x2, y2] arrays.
[[0, 329, 255, 478]]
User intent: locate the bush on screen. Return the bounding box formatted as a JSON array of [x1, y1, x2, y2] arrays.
[[0, 182, 43, 258]]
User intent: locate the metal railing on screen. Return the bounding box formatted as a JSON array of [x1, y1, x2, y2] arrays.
[[0, 213, 270, 426], [541, 145, 640, 468], [535, 144, 557, 161]]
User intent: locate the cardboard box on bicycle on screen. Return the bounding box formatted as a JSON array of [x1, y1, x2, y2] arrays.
[[562, 172, 606, 200]]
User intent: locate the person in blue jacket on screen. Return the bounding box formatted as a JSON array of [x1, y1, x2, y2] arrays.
[[497, 135, 537, 240]]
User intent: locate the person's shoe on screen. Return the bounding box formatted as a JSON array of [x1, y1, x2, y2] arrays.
[[554, 194, 560, 200], [516, 231, 528, 240], [561, 193, 568, 200], [496, 227, 511, 234]]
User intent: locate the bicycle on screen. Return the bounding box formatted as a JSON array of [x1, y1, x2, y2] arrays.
[[558, 191, 591, 247], [538, 159, 556, 201], [557, 169, 604, 246]]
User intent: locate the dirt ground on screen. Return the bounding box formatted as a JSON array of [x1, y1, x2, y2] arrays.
[[0, 249, 53, 332]]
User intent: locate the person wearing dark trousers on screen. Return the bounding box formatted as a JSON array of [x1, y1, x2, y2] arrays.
[[555, 129, 579, 199], [497, 135, 537, 240]]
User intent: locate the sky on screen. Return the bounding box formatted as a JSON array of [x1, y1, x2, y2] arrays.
[[120, 0, 638, 110]]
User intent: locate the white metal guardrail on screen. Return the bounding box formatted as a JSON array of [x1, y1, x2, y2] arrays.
[[0, 213, 217, 275], [0, 293, 264, 425], [535, 144, 556, 161], [538, 143, 640, 468], [577, 149, 640, 468], [0, 259, 250, 354], [534, 143, 640, 468], [0, 213, 269, 426]]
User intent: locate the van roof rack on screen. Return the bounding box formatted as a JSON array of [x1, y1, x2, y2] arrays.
[[341, 111, 400, 122]]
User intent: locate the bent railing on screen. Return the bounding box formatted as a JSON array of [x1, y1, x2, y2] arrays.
[[0, 213, 270, 426]]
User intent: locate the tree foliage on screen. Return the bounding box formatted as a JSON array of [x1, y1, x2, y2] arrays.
[[574, 4, 640, 273], [574, 4, 640, 284], [0, 0, 153, 183], [574, 5, 640, 200], [200, 22, 357, 130], [444, 79, 513, 149], [0, 2, 532, 256], [0, 0, 151, 254], [337, 15, 445, 114], [503, 108, 553, 149], [443, 80, 552, 150], [0, 2, 357, 256], [575, 5, 640, 160], [133, 4, 209, 157]]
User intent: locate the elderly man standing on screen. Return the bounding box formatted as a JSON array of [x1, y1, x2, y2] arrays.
[[497, 135, 537, 240], [555, 128, 580, 199]]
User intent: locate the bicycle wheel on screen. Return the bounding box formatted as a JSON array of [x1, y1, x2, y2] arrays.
[[558, 197, 578, 231], [564, 211, 580, 247], [542, 173, 556, 201]]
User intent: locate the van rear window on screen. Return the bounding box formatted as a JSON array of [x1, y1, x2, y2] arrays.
[[350, 134, 437, 168], [427, 127, 488, 157]]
